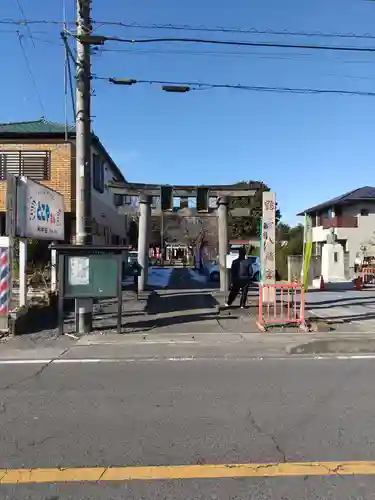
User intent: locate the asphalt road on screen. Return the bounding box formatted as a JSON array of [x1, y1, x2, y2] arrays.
[[1, 356, 375, 499]]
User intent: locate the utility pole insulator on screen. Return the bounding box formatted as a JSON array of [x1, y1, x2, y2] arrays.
[[109, 78, 137, 86], [162, 85, 190, 93], [78, 34, 105, 45]]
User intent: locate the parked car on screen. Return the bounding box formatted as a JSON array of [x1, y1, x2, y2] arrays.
[[126, 251, 152, 276], [208, 256, 261, 282], [128, 251, 138, 267]]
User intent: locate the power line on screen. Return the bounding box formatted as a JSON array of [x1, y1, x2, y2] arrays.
[[2, 18, 375, 40], [5, 29, 375, 68], [14, 0, 36, 48], [17, 32, 46, 117], [98, 75, 375, 97], [91, 21, 375, 41], [63, 0, 69, 139], [75, 33, 375, 53], [99, 45, 375, 65], [0, 18, 68, 26], [5, 26, 375, 68]]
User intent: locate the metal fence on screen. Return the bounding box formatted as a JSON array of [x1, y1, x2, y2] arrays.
[[256, 282, 307, 332]]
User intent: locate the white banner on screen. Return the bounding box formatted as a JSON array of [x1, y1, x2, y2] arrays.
[[16, 177, 65, 240]]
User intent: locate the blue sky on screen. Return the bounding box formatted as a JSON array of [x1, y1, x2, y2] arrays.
[[1, 0, 375, 224]]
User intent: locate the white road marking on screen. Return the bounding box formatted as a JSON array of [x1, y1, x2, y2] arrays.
[[0, 359, 51, 365], [0, 355, 375, 365]]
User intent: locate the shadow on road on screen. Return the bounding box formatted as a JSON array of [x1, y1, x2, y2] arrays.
[[167, 268, 219, 291], [146, 290, 217, 315], [91, 311, 239, 334]]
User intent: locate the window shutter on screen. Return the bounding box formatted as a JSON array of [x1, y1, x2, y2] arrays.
[[0, 151, 50, 180]]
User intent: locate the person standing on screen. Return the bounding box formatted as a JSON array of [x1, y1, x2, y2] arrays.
[[354, 253, 362, 274], [225, 247, 253, 308]]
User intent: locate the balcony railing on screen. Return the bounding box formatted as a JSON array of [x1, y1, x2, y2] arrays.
[[322, 216, 358, 229]]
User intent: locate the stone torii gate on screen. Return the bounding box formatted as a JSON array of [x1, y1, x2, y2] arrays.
[[108, 181, 259, 294]]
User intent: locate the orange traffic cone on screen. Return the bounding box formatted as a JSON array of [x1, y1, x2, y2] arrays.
[[354, 276, 362, 290], [319, 275, 325, 290]]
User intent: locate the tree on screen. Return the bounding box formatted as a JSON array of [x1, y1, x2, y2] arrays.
[[275, 224, 304, 280], [360, 231, 375, 257], [287, 224, 304, 255], [229, 181, 281, 239], [276, 222, 291, 242]]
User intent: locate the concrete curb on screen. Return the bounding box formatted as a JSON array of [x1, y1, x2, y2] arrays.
[[288, 337, 375, 355]]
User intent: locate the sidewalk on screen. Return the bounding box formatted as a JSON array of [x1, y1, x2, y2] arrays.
[[4, 329, 375, 360], [305, 288, 375, 333], [3, 267, 375, 356]]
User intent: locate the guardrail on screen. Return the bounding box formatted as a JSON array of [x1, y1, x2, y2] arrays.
[[256, 282, 308, 332]]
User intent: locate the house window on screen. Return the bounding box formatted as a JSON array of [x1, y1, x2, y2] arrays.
[[334, 206, 342, 217], [113, 194, 123, 207], [360, 208, 369, 216], [93, 154, 104, 193], [0, 150, 51, 180]]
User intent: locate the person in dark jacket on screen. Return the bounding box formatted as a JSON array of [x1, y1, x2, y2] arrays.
[[225, 247, 253, 308]]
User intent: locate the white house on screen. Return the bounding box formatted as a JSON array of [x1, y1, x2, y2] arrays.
[[298, 186, 375, 266], [90, 142, 128, 245]]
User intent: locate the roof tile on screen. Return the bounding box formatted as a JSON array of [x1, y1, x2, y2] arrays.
[[298, 186, 375, 215], [0, 119, 75, 134]]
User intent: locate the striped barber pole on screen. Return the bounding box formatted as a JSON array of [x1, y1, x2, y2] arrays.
[[0, 247, 10, 315]]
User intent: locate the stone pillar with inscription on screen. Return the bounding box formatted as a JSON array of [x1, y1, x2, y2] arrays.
[[138, 195, 152, 292], [217, 196, 229, 294], [260, 192, 276, 303]]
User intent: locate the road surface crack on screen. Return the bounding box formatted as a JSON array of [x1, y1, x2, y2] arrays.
[[215, 317, 226, 332], [246, 407, 286, 462], [97, 467, 108, 483], [0, 469, 9, 484], [328, 463, 345, 479], [0, 348, 70, 392], [13, 433, 59, 454], [296, 462, 344, 481]]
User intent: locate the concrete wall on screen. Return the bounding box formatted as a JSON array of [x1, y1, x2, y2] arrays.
[[288, 253, 352, 283], [287, 255, 322, 284]]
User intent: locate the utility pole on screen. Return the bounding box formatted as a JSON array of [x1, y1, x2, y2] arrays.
[[160, 187, 164, 264], [75, 0, 93, 334]]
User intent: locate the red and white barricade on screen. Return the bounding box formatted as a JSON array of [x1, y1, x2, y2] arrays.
[[362, 268, 375, 286], [256, 282, 308, 332]]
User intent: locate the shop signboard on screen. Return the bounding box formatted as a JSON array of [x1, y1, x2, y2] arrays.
[[17, 177, 65, 240]]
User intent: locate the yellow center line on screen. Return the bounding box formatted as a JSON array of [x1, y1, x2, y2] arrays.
[[1, 461, 375, 484]]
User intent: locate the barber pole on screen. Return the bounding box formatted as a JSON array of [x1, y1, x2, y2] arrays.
[[0, 247, 10, 315]]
